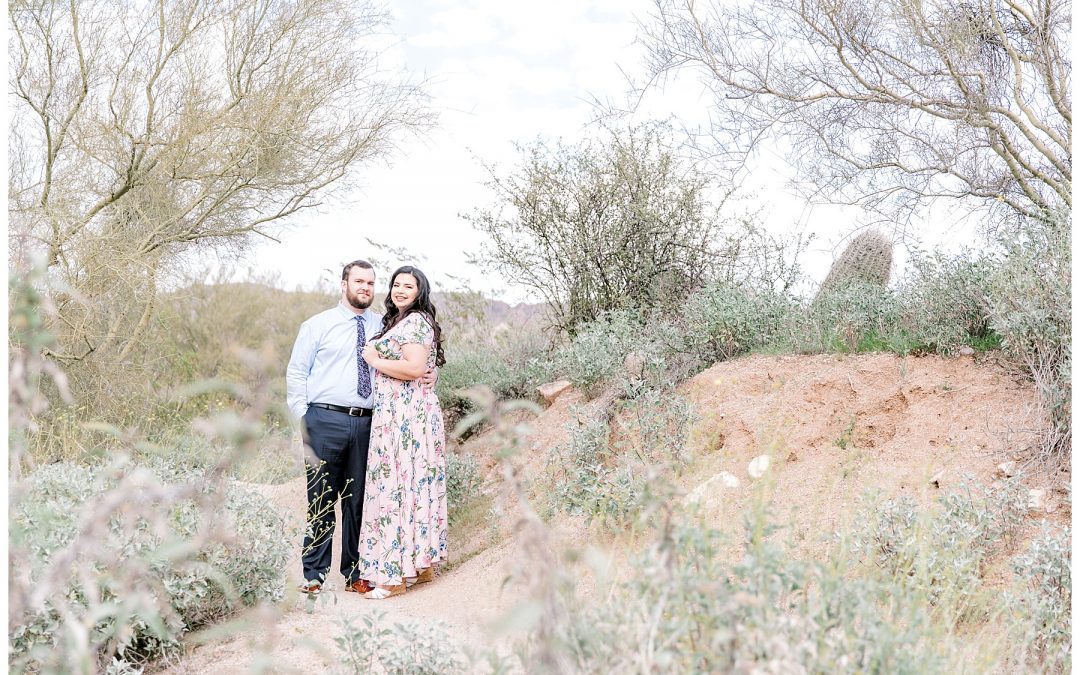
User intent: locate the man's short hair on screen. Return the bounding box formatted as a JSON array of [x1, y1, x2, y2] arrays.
[[342, 260, 374, 280]]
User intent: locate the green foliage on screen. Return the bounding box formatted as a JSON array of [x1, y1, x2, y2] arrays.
[[27, 276, 334, 464], [437, 321, 552, 430], [550, 310, 643, 391], [986, 213, 1071, 466], [437, 349, 518, 418], [545, 394, 692, 528], [143, 432, 301, 486], [446, 451, 484, 525], [1007, 524, 1071, 672], [547, 508, 951, 673], [334, 612, 467, 674], [852, 477, 1028, 610], [547, 417, 634, 524], [898, 250, 999, 353], [547, 310, 701, 397], [679, 281, 794, 363], [815, 229, 894, 300], [9, 460, 295, 672], [466, 122, 733, 334], [518, 475, 1054, 674], [797, 282, 910, 353]]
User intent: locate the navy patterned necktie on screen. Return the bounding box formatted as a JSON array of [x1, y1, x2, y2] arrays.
[[355, 315, 372, 398]]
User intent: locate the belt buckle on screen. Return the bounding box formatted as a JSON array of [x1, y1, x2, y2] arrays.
[[348, 406, 363, 416]]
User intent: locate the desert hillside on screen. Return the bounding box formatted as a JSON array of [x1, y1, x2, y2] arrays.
[[164, 351, 1064, 673]]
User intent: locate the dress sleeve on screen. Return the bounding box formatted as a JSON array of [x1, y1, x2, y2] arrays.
[[398, 313, 434, 347]]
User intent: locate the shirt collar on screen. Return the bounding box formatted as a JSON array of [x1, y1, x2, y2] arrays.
[[336, 301, 368, 320]]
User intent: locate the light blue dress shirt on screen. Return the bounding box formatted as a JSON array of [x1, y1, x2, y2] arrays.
[[286, 302, 383, 420]]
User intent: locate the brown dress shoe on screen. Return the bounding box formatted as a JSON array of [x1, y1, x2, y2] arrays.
[[344, 579, 374, 594], [298, 579, 322, 595]]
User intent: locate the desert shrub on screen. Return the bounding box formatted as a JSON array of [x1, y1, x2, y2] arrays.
[[546, 394, 692, 528], [853, 477, 1028, 610], [466, 122, 732, 335], [137, 432, 301, 485], [1006, 524, 1071, 672], [546, 416, 639, 525], [550, 310, 644, 391], [986, 213, 1071, 468], [9, 459, 295, 672], [679, 281, 794, 364], [437, 323, 553, 428], [898, 250, 1000, 353], [609, 388, 694, 468], [334, 612, 467, 674], [446, 451, 484, 524], [549, 309, 705, 398], [24, 273, 332, 464], [437, 348, 520, 420], [548, 512, 950, 673], [797, 282, 909, 353]]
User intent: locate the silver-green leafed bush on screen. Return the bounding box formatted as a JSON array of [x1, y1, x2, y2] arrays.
[[1007, 524, 1071, 673], [898, 250, 999, 353], [437, 327, 552, 427], [445, 451, 483, 524], [551, 310, 642, 390], [799, 282, 905, 353], [679, 281, 793, 363], [335, 612, 467, 674], [853, 477, 1028, 609], [548, 513, 949, 673], [437, 348, 518, 417], [547, 415, 637, 525], [546, 394, 692, 528], [550, 308, 714, 396], [9, 460, 295, 672], [986, 213, 1071, 467]]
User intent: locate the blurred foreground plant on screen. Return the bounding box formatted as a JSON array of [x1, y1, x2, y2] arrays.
[[9, 267, 299, 672]]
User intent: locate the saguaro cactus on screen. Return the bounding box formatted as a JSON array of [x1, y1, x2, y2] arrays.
[[814, 229, 894, 300]]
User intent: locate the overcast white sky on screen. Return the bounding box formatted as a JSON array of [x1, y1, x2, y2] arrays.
[[246, 0, 974, 302]]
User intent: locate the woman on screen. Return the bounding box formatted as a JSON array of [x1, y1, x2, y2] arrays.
[[356, 265, 449, 599]]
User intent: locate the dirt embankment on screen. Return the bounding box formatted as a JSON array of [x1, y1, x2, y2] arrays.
[[165, 352, 1065, 673]]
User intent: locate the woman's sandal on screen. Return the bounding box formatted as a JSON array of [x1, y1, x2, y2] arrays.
[[363, 583, 406, 600], [405, 567, 436, 588]]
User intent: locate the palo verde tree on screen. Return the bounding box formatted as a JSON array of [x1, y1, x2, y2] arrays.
[[9, 0, 433, 439], [465, 122, 740, 335], [639, 0, 1071, 231]]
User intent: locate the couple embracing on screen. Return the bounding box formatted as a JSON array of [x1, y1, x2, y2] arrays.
[[286, 260, 448, 600]]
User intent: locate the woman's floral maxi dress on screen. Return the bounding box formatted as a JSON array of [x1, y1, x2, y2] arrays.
[[358, 313, 448, 586]]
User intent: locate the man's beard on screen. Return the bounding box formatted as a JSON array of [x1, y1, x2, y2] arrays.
[[346, 292, 372, 309]]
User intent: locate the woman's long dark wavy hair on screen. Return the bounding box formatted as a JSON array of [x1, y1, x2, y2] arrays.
[[376, 265, 446, 367]]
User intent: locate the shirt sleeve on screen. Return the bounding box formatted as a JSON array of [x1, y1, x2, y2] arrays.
[[398, 313, 434, 347], [285, 319, 316, 420]]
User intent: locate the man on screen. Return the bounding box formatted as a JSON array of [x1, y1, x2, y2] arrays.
[[286, 259, 435, 594]]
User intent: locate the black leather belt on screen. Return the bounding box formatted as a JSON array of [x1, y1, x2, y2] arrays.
[[309, 403, 373, 417]]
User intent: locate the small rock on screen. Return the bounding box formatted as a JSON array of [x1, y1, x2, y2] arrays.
[[786, 451, 798, 463], [995, 461, 1017, 478], [718, 471, 740, 488], [686, 470, 741, 503], [624, 351, 646, 378], [537, 379, 572, 404], [930, 469, 947, 488], [958, 345, 975, 356], [1028, 488, 1048, 511], [748, 455, 771, 479]]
